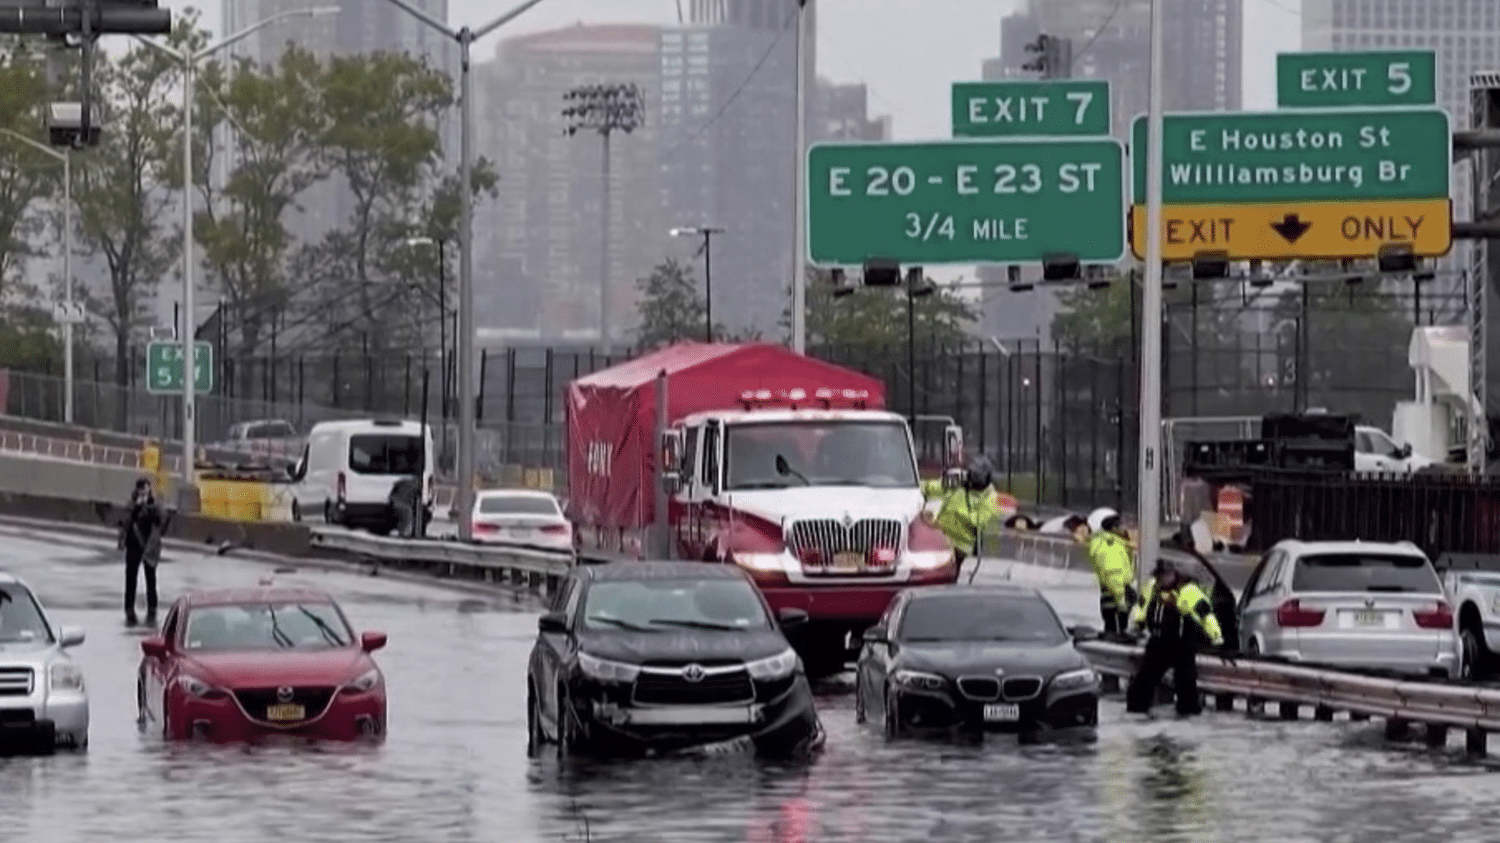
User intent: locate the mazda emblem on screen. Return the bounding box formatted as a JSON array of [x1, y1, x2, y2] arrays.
[[277, 686, 294, 702], [682, 664, 706, 683]]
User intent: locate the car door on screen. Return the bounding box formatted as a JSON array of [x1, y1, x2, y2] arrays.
[[1240, 551, 1289, 654], [862, 595, 906, 719], [142, 603, 182, 721], [533, 576, 581, 734]]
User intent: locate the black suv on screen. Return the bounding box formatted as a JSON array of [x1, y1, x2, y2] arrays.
[[527, 562, 824, 759]]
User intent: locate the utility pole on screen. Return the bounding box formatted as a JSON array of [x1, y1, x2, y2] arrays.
[[564, 83, 645, 349], [1136, 0, 1168, 589]]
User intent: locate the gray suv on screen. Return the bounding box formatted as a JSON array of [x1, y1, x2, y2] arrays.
[[0, 570, 88, 752]]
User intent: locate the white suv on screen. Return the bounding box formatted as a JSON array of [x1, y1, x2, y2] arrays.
[[0, 570, 88, 752]]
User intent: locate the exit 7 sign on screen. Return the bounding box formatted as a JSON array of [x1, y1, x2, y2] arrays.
[[951, 80, 1111, 138]]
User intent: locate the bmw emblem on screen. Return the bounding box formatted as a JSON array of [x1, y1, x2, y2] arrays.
[[994, 668, 1005, 677], [682, 664, 706, 683], [277, 686, 294, 702]]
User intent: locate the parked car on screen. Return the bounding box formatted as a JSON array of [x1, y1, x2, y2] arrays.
[[0, 570, 87, 753], [137, 586, 388, 742], [1435, 553, 1500, 681], [1237, 539, 1458, 678], [471, 489, 573, 552], [854, 584, 1100, 742], [527, 562, 823, 759]]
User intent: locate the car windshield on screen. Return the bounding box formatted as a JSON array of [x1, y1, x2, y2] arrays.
[[348, 433, 424, 475], [725, 420, 917, 490], [582, 578, 771, 632], [478, 495, 559, 516], [897, 594, 1067, 644], [183, 602, 354, 651], [1292, 553, 1441, 593], [245, 421, 295, 439], [0, 584, 53, 644]]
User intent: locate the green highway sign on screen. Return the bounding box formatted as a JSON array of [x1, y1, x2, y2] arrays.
[[806, 138, 1125, 266], [146, 340, 213, 395], [1277, 50, 1437, 108], [1130, 108, 1451, 205], [951, 79, 1111, 137]]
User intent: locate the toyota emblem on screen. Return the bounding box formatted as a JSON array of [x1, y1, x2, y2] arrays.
[[276, 686, 294, 702], [682, 664, 706, 683]]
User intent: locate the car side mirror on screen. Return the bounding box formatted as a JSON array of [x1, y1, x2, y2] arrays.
[[140, 635, 167, 659], [58, 626, 85, 648], [777, 607, 808, 630], [862, 626, 888, 644], [775, 454, 791, 476], [1068, 625, 1099, 640], [1399, 443, 1413, 458], [538, 611, 568, 634], [360, 631, 387, 652]]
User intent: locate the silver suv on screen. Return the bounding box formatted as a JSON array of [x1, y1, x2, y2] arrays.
[[0, 570, 88, 752]]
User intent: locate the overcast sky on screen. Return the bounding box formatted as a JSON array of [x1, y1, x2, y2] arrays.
[[170, 0, 1303, 139]]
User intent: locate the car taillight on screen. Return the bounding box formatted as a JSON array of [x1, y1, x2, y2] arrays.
[[472, 522, 499, 534], [1275, 599, 1325, 628], [541, 525, 569, 535], [336, 471, 346, 502], [1413, 601, 1453, 629], [869, 546, 897, 567]]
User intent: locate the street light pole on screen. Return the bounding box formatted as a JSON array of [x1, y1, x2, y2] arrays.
[[380, 0, 553, 542], [790, 0, 811, 355], [136, 6, 339, 511], [3, 129, 74, 424], [670, 225, 724, 343], [402, 235, 450, 422], [1136, 0, 1168, 588]]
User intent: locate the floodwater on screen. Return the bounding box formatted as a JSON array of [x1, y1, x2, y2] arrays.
[[0, 523, 1494, 843]]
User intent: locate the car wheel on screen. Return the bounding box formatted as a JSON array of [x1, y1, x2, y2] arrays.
[[853, 676, 867, 725], [883, 689, 899, 740], [1462, 627, 1488, 682], [526, 684, 544, 758], [161, 693, 173, 740], [291, 500, 302, 522], [136, 676, 147, 728], [556, 687, 579, 757]]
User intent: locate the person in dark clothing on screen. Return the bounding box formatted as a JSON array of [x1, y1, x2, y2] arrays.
[[1124, 558, 1227, 718], [120, 478, 164, 626]]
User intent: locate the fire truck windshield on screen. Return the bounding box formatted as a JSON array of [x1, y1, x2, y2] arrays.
[[724, 420, 918, 490]]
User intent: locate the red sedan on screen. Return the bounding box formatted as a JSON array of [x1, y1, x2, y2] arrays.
[[136, 587, 388, 742]]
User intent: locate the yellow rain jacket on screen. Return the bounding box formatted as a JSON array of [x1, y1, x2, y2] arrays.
[[1129, 580, 1224, 646], [920, 480, 1001, 555], [1087, 532, 1136, 607]]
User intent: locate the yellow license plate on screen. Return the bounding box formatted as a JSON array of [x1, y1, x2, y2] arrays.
[[1353, 611, 1384, 627], [266, 703, 305, 721], [832, 552, 863, 571]]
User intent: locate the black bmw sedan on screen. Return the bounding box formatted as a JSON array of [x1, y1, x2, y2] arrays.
[[527, 561, 824, 759], [855, 584, 1100, 741]]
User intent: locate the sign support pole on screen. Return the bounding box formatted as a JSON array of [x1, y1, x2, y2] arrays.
[[1136, 0, 1167, 591]]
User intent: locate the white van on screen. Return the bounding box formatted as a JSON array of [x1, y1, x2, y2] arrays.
[[288, 419, 435, 534]]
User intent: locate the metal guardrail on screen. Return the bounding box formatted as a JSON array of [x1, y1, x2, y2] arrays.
[[1077, 640, 1499, 753], [308, 527, 574, 592]]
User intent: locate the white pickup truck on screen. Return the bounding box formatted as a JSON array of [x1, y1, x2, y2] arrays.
[[1437, 555, 1500, 681], [1354, 425, 1435, 474]]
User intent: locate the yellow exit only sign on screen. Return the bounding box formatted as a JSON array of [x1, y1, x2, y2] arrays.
[[1129, 198, 1452, 262]]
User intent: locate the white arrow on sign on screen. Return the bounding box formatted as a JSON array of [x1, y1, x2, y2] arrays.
[[51, 301, 86, 325]]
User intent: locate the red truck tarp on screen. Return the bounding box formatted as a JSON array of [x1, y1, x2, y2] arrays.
[[566, 342, 886, 528]]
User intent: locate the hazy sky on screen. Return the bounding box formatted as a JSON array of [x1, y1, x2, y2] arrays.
[[170, 0, 1303, 140]]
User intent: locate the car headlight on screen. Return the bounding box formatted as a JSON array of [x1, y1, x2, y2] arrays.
[[1050, 668, 1099, 693], [746, 648, 799, 680], [50, 663, 84, 691], [176, 675, 218, 698], [905, 550, 955, 570], [891, 669, 947, 692], [578, 652, 640, 683], [341, 668, 381, 695]]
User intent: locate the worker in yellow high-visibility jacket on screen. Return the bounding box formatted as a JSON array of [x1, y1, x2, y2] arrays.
[[919, 456, 1002, 568], [1126, 558, 1228, 718], [1087, 512, 1137, 635]]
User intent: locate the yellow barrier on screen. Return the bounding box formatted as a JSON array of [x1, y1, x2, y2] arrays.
[[198, 479, 274, 522]]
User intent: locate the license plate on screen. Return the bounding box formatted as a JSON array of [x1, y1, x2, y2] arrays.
[[266, 704, 305, 721], [1352, 611, 1385, 627], [508, 527, 531, 538], [984, 703, 1020, 722], [831, 552, 863, 571]]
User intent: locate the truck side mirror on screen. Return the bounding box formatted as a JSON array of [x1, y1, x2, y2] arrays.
[[659, 430, 683, 474], [662, 472, 682, 495], [944, 424, 964, 468]]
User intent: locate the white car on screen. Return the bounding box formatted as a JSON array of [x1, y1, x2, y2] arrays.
[[470, 490, 573, 553], [0, 570, 88, 752]]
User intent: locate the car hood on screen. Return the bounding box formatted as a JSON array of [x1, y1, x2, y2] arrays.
[[895, 640, 1088, 676], [183, 649, 371, 688], [0, 639, 57, 661], [578, 629, 791, 665], [725, 487, 924, 526]]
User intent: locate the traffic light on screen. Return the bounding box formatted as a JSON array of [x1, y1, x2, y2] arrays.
[[1022, 33, 1073, 80], [0, 0, 171, 36]]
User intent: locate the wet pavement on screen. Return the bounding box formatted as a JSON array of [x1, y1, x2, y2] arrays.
[[0, 523, 1495, 843]]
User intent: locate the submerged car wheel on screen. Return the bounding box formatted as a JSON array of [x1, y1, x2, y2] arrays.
[[883, 690, 899, 740], [556, 688, 579, 757], [853, 678, 867, 725], [526, 685, 545, 757], [1462, 627, 1489, 682]]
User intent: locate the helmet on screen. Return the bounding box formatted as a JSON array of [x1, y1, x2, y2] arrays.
[[1152, 557, 1187, 580], [1086, 507, 1118, 534], [964, 456, 994, 491]]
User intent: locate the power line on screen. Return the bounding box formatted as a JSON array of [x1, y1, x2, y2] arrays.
[[658, 3, 799, 162]]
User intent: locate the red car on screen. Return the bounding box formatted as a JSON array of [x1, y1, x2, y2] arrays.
[[136, 587, 388, 742]]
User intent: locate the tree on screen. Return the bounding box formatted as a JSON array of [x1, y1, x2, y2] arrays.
[[188, 42, 330, 357], [73, 32, 184, 391], [632, 259, 731, 349], [1051, 277, 1135, 354], [783, 267, 977, 350]]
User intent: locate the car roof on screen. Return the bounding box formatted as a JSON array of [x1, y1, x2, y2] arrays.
[[182, 587, 336, 607], [582, 562, 749, 583], [904, 584, 1044, 600], [1273, 539, 1429, 559], [476, 489, 556, 498]]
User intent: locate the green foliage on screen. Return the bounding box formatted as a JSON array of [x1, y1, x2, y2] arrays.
[[1269, 277, 1413, 417], [783, 267, 977, 349], [631, 259, 757, 350], [0, 38, 63, 296], [1051, 276, 1135, 353]]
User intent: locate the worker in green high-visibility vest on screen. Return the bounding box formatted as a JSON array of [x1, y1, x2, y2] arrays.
[[919, 456, 1003, 569]]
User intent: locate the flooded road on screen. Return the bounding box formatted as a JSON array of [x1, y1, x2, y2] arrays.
[[0, 523, 1495, 843]]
